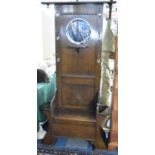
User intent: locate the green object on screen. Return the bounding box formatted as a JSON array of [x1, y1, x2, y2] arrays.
[[37, 73, 56, 130]]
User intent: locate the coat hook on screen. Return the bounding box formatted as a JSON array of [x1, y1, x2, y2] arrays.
[[46, 4, 50, 8], [109, 0, 113, 20]]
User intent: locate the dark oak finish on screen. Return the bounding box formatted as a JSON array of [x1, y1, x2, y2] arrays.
[[43, 3, 106, 149]]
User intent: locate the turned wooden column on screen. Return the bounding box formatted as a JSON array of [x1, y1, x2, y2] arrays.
[[108, 36, 118, 150]]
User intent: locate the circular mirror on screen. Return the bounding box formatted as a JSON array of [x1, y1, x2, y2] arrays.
[[66, 18, 91, 44]]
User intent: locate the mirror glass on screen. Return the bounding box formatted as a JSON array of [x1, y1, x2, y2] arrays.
[[66, 18, 91, 44]]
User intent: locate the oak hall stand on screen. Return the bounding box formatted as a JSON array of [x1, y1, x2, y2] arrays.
[[41, 1, 116, 149]]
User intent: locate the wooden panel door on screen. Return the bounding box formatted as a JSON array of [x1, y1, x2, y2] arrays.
[[55, 4, 103, 112]]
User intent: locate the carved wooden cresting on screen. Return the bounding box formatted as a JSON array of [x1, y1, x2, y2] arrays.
[[42, 2, 107, 149]]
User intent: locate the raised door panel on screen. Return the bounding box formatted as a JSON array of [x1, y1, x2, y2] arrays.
[[62, 84, 95, 108]]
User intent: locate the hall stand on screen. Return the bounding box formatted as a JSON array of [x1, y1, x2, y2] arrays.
[[41, 1, 117, 150], [108, 36, 118, 150]]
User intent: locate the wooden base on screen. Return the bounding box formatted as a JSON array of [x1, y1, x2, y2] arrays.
[[43, 107, 106, 149], [108, 142, 118, 150], [94, 126, 106, 149]]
